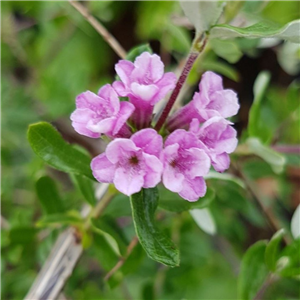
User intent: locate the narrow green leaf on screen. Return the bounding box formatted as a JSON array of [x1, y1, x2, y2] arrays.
[[130, 188, 180, 267], [126, 44, 153, 62], [35, 176, 65, 214], [159, 187, 215, 213], [27, 122, 93, 179], [190, 208, 216, 236], [36, 211, 83, 228], [201, 59, 240, 82], [210, 39, 243, 63], [246, 137, 286, 173], [93, 233, 120, 271], [265, 229, 285, 272], [91, 217, 127, 256], [248, 71, 271, 142], [238, 240, 269, 300], [71, 174, 96, 207], [291, 205, 300, 240], [205, 171, 246, 189], [210, 20, 300, 43]]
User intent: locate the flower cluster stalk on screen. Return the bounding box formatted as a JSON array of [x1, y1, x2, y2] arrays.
[[154, 34, 208, 132]]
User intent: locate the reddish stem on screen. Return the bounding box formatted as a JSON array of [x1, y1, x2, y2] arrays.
[[272, 145, 300, 154], [154, 51, 199, 132]]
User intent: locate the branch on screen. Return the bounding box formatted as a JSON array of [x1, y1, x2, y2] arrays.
[[154, 34, 208, 132], [69, 1, 126, 59], [272, 145, 300, 154], [104, 236, 139, 281], [232, 163, 290, 245], [24, 183, 111, 300]]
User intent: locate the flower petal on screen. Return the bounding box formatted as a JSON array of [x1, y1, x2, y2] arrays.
[[115, 60, 135, 86], [199, 71, 223, 105], [142, 153, 163, 188], [165, 129, 200, 149], [76, 91, 103, 111], [131, 52, 164, 83], [208, 89, 239, 118], [91, 153, 115, 183], [113, 167, 144, 196], [179, 176, 207, 202], [112, 101, 135, 135], [86, 117, 115, 135], [131, 128, 163, 157], [97, 84, 120, 115], [70, 109, 100, 138], [185, 148, 210, 178], [112, 81, 129, 97], [130, 82, 159, 102], [106, 139, 138, 164], [152, 72, 177, 104], [162, 164, 184, 193], [210, 152, 230, 172]]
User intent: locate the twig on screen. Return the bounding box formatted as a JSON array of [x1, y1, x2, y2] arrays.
[[24, 183, 110, 300], [253, 274, 275, 300], [69, 1, 126, 59], [1, 215, 10, 229], [154, 34, 208, 132], [232, 163, 290, 245], [272, 145, 300, 154], [104, 236, 139, 281]]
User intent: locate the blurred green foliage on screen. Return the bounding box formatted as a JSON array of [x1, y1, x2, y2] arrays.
[[1, 1, 300, 300]]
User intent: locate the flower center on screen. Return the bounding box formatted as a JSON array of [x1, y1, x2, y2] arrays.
[[170, 159, 177, 168], [129, 156, 139, 165]]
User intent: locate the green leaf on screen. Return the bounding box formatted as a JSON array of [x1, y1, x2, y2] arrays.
[[27, 122, 93, 180], [130, 188, 180, 267], [71, 174, 96, 207], [238, 240, 269, 300], [93, 232, 120, 271], [36, 211, 83, 228], [126, 44, 153, 62], [205, 171, 246, 189], [180, 1, 224, 34], [291, 205, 300, 240], [265, 229, 285, 272], [210, 39, 243, 63], [159, 187, 215, 213], [201, 58, 240, 82], [35, 176, 65, 214], [246, 137, 286, 174], [9, 227, 37, 245], [190, 208, 216, 236], [277, 239, 300, 278], [103, 193, 132, 218], [210, 20, 300, 43], [91, 217, 127, 256], [248, 71, 272, 142]]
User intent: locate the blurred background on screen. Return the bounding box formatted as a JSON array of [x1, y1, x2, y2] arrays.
[[1, 1, 300, 299]]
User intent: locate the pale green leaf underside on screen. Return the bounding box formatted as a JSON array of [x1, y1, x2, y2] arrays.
[[180, 1, 224, 34], [210, 20, 300, 43]]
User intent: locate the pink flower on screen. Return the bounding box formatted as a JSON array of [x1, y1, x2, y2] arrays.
[[70, 84, 134, 138], [113, 52, 177, 129], [91, 129, 163, 196], [189, 117, 238, 172], [167, 71, 239, 132], [161, 129, 210, 201]]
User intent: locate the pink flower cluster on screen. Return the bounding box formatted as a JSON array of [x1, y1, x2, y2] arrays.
[[71, 52, 239, 201]]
